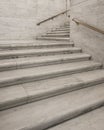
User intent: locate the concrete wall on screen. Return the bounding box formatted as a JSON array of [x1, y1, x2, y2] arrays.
[[70, 0, 104, 65], [0, 0, 69, 40]]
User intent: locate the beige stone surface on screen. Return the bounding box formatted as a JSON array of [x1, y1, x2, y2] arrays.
[[0, 83, 104, 130], [0, 0, 69, 40], [36, 37, 70, 41], [0, 61, 101, 88], [47, 107, 104, 130], [70, 0, 104, 65], [0, 53, 90, 71], [0, 47, 81, 59], [0, 69, 104, 110], [0, 40, 73, 48]]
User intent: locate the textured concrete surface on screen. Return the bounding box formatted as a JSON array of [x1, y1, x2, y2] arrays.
[[0, 61, 101, 88], [47, 30, 70, 34], [0, 83, 104, 130], [36, 37, 70, 41], [0, 21, 104, 130], [41, 34, 70, 37], [0, 0, 69, 40], [0, 53, 91, 71], [0, 69, 104, 110], [0, 40, 73, 49], [70, 0, 104, 65], [0, 47, 81, 59], [47, 107, 104, 130]]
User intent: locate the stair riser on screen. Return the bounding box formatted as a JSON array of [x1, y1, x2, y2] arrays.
[[36, 38, 70, 41], [50, 32, 69, 35], [60, 27, 70, 29], [52, 29, 70, 31], [55, 29, 70, 31], [50, 29, 70, 33], [47, 31, 70, 33], [41, 35, 70, 37], [0, 57, 90, 72], [0, 64, 101, 88], [47, 33, 69, 35], [0, 44, 73, 50], [0, 50, 81, 60], [1, 77, 104, 111]]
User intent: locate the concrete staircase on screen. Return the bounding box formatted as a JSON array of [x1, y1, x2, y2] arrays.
[[36, 23, 70, 41], [0, 23, 104, 130]]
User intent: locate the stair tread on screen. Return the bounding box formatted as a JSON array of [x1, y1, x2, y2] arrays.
[[0, 83, 104, 130], [37, 37, 70, 40], [0, 61, 101, 83], [0, 47, 81, 56], [55, 28, 70, 31], [0, 53, 90, 67], [42, 34, 69, 36], [0, 42, 73, 48], [0, 69, 104, 110], [0, 40, 36, 44], [1, 40, 71, 45], [47, 106, 104, 130], [52, 30, 70, 32], [56, 26, 70, 28], [47, 32, 69, 35], [52, 28, 70, 31], [47, 31, 70, 34], [0, 22, 103, 130]]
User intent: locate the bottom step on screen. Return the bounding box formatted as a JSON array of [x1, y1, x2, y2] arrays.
[[0, 83, 104, 130], [47, 106, 104, 130]]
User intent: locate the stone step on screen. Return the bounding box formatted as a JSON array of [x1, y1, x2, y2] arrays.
[[49, 31, 70, 34], [52, 28, 70, 31], [47, 32, 70, 34], [0, 47, 81, 59], [0, 40, 70, 44], [0, 42, 73, 50], [47, 107, 104, 130], [49, 32, 70, 34], [0, 61, 102, 88], [0, 83, 104, 130], [36, 37, 70, 41], [0, 53, 91, 71], [41, 34, 70, 37], [0, 69, 104, 110], [0, 40, 36, 45], [55, 27, 70, 30]]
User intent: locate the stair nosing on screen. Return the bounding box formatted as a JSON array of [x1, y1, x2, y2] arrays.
[[0, 47, 82, 59], [0, 61, 102, 88], [0, 83, 104, 130], [0, 54, 91, 71], [0, 43, 73, 50], [0, 69, 104, 111]]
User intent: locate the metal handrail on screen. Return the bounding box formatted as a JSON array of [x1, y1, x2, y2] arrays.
[[72, 18, 104, 35], [37, 10, 70, 26]]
